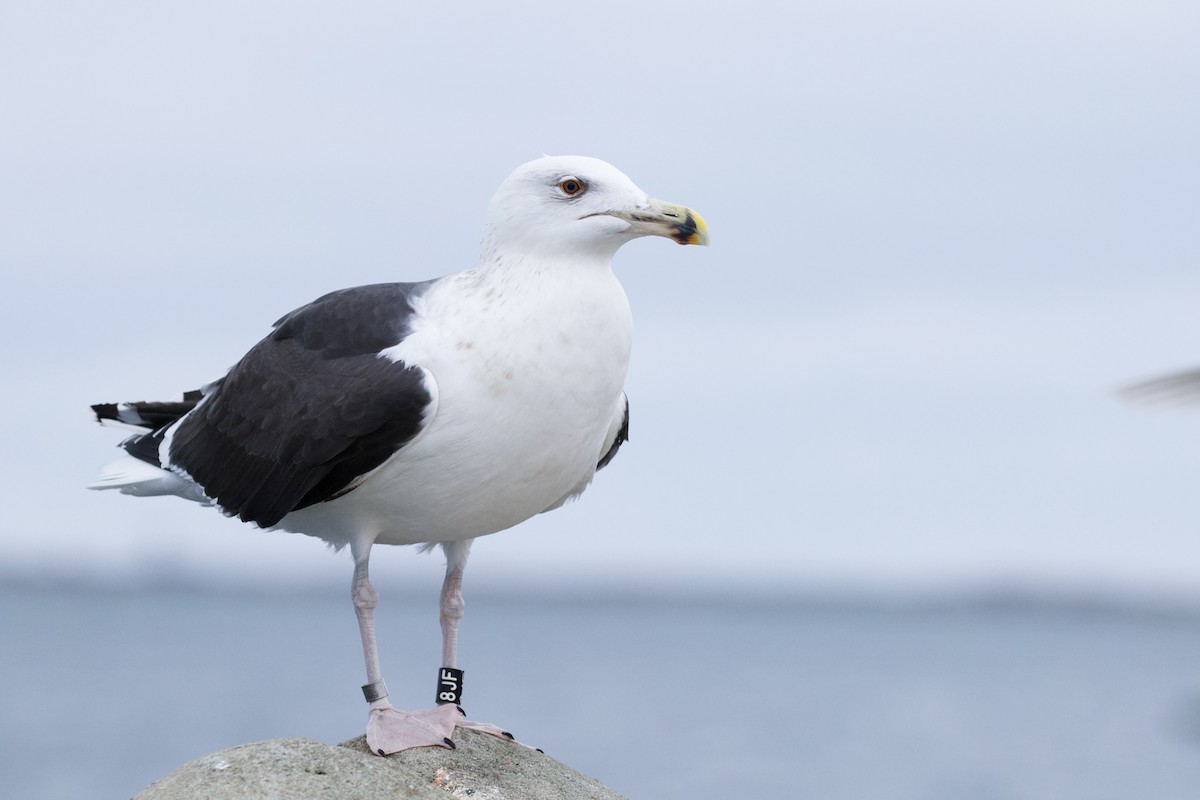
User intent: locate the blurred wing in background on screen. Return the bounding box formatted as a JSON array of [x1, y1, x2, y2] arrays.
[[1119, 367, 1200, 407]]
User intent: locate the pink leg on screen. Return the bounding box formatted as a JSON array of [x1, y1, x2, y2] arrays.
[[440, 539, 471, 669], [437, 539, 522, 743], [351, 540, 385, 697]]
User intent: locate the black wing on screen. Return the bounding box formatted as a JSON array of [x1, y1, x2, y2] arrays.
[[165, 282, 436, 528], [92, 388, 208, 432], [596, 395, 629, 470]]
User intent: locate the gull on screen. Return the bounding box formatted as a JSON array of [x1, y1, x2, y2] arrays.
[[89, 155, 709, 754]]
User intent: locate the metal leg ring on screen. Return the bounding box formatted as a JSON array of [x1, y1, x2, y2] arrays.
[[362, 680, 388, 703]]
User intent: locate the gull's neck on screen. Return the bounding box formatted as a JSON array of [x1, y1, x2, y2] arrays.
[[480, 225, 626, 274]]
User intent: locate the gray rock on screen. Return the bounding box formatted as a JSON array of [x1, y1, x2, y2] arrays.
[[134, 730, 629, 800]]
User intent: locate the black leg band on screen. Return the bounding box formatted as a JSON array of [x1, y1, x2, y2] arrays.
[[436, 667, 464, 705]]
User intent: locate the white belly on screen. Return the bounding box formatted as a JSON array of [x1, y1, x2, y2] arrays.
[[276, 263, 633, 547]]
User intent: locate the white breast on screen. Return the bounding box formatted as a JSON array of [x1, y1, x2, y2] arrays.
[[277, 260, 633, 547]]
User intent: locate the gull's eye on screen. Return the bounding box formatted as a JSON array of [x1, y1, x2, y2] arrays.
[[558, 177, 586, 197]]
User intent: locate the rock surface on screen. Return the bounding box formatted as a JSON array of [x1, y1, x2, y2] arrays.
[[134, 730, 629, 800]]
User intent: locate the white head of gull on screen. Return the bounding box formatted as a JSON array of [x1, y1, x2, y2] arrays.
[[89, 155, 709, 754]]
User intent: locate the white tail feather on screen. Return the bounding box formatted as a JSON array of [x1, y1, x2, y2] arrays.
[[88, 456, 210, 505]]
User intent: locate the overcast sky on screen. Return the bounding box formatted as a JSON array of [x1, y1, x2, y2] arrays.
[[2, 1, 1198, 598]]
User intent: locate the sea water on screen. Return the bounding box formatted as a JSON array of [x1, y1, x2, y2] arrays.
[[3, 582, 1199, 799]]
